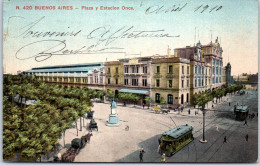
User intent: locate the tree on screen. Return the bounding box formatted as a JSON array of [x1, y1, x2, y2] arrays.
[[144, 96, 151, 109], [160, 97, 166, 105], [107, 91, 115, 101]]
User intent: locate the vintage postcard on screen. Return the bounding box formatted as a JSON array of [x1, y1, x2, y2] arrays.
[[3, 0, 258, 163]]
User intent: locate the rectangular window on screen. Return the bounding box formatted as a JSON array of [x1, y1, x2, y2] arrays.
[[202, 66, 204, 74], [125, 67, 129, 73], [187, 66, 189, 74], [108, 78, 110, 84], [108, 68, 110, 74], [100, 77, 103, 84], [115, 78, 118, 84], [182, 66, 184, 74], [195, 78, 197, 87], [216, 67, 218, 75], [213, 67, 215, 74], [142, 79, 147, 86], [156, 79, 160, 87], [157, 66, 160, 73], [169, 80, 172, 88], [132, 67, 135, 73], [182, 80, 184, 88], [124, 79, 128, 85], [187, 80, 189, 87], [202, 79, 204, 86], [132, 79, 138, 86], [136, 66, 139, 73], [116, 67, 118, 74], [169, 65, 173, 73], [143, 66, 147, 73], [195, 66, 197, 74]]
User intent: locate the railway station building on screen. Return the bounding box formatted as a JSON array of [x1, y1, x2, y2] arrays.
[[24, 39, 228, 106]]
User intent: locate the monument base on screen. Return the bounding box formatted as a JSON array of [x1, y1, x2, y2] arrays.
[[106, 114, 120, 127], [199, 139, 208, 143]]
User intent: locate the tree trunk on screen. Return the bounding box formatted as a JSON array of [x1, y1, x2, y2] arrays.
[[75, 121, 78, 136], [80, 117, 82, 131], [83, 117, 85, 127], [63, 131, 66, 147]]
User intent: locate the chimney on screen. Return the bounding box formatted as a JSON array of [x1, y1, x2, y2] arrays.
[[167, 46, 171, 57]]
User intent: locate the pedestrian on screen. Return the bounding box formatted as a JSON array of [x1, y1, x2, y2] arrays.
[[143, 103, 145, 109], [212, 104, 214, 108], [244, 120, 248, 126], [229, 102, 231, 106], [248, 114, 251, 119], [161, 153, 166, 162], [216, 124, 219, 131], [188, 109, 190, 115], [252, 113, 255, 119], [139, 151, 143, 162], [245, 134, 249, 142], [223, 136, 227, 143], [141, 147, 145, 154]]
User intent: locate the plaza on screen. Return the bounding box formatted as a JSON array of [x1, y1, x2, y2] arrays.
[[57, 89, 258, 163]]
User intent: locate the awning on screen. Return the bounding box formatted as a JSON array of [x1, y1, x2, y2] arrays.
[[119, 89, 149, 95]]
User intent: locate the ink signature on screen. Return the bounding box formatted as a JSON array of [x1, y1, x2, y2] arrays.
[[9, 16, 180, 62], [15, 40, 125, 62]]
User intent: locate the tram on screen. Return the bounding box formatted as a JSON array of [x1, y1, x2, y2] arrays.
[[158, 124, 194, 157], [234, 105, 249, 120]]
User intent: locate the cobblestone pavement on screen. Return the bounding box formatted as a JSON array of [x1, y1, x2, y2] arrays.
[[60, 90, 257, 163]]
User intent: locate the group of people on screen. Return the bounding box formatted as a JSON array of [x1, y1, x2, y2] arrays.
[[223, 134, 249, 143], [248, 112, 257, 119], [139, 147, 166, 162]]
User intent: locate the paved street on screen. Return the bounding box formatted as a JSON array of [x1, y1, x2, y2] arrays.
[[59, 90, 258, 163]]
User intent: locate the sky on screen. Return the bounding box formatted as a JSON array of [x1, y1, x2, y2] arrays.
[[2, 0, 258, 75]]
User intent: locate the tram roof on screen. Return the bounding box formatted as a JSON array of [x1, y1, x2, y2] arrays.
[[163, 125, 193, 139], [235, 105, 249, 112]]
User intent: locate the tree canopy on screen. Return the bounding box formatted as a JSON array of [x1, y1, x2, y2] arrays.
[[3, 75, 93, 161]]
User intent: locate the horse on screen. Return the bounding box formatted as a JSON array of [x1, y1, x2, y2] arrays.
[[86, 133, 93, 143]]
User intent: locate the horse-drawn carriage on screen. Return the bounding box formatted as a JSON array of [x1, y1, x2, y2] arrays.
[[61, 133, 93, 162], [87, 111, 94, 119], [152, 105, 170, 114], [89, 119, 98, 131]]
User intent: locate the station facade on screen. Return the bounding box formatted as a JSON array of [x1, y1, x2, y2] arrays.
[[24, 38, 228, 106]]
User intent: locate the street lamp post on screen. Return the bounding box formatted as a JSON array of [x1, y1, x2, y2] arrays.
[[200, 105, 207, 143]]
